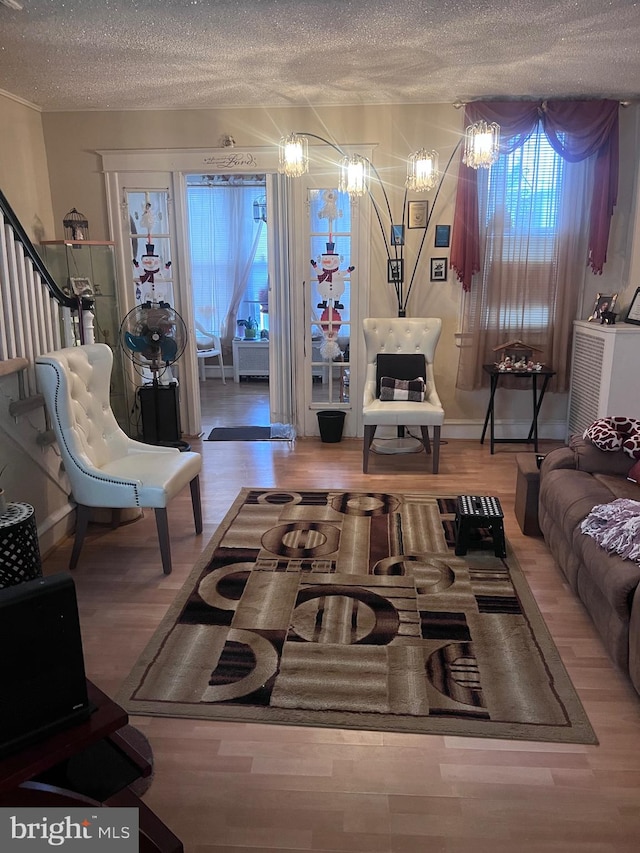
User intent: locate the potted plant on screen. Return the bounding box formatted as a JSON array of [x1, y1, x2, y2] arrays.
[[237, 317, 259, 340]]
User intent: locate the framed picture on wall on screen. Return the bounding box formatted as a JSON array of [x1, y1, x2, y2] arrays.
[[625, 287, 640, 325], [391, 224, 405, 246], [387, 258, 404, 283], [434, 224, 451, 248], [408, 200, 428, 229], [430, 258, 447, 282]]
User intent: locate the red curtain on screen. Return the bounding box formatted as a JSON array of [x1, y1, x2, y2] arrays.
[[450, 100, 619, 291]]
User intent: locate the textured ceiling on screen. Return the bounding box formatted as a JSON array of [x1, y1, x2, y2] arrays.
[[0, 0, 638, 112]]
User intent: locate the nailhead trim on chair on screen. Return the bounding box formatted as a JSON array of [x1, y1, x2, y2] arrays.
[[41, 361, 142, 505]]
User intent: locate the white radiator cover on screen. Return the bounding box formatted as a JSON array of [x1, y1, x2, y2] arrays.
[[568, 320, 640, 437]]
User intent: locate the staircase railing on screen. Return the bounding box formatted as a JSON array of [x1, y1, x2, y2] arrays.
[[0, 188, 94, 396]]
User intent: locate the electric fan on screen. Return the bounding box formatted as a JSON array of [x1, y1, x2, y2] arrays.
[[119, 301, 189, 447]]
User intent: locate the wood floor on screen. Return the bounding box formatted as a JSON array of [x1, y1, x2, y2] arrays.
[[42, 381, 640, 853]]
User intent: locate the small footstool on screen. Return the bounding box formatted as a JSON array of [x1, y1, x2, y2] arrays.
[[514, 453, 542, 536], [454, 495, 506, 558]]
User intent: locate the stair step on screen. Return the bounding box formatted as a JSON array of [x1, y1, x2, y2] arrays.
[[9, 394, 45, 418]]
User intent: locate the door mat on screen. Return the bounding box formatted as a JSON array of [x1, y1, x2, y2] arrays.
[[206, 425, 295, 441], [117, 488, 597, 745]]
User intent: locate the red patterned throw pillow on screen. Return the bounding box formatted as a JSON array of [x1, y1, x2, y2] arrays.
[[584, 417, 640, 459]]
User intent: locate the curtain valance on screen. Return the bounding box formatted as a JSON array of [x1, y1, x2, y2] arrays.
[[450, 100, 619, 291]]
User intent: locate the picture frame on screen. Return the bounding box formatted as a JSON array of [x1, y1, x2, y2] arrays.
[[430, 257, 448, 282], [408, 200, 428, 229], [391, 224, 405, 246], [625, 287, 640, 325], [587, 292, 617, 322], [69, 277, 94, 297], [387, 258, 404, 283], [434, 224, 451, 248]]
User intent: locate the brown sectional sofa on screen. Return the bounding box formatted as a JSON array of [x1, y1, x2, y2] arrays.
[[539, 435, 640, 695]]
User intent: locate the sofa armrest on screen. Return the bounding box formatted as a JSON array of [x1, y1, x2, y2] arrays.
[[540, 446, 576, 476]]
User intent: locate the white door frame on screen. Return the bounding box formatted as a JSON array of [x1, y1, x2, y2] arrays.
[[101, 147, 283, 437]]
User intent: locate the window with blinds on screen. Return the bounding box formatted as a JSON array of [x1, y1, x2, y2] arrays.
[[477, 127, 565, 332]]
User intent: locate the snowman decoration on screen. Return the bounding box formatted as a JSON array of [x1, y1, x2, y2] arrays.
[[133, 242, 172, 303], [132, 199, 173, 302], [311, 242, 354, 310], [310, 191, 355, 361]]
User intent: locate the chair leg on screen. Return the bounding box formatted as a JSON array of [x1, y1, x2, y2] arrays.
[[69, 504, 91, 571], [154, 508, 172, 575], [363, 425, 376, 473], [199, 357, 206, 382], [420, 426, 432, 455], [190, 475, 203, 534], [218, 353, 226, 384], [432, 425, 441, 474]]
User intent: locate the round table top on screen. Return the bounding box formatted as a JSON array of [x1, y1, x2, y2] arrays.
[[0, 502, 34, 528]]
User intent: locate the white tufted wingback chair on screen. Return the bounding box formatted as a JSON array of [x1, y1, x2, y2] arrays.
[[35, 343, 203, 575], [362, 317, 444, 473]]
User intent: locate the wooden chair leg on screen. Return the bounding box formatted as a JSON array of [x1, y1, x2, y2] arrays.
[[154, 508, 172, 575], [432, 425, 441, 474], [69, 504, 91, 570], [420, 426, 432, 455], [363, 425, 376, 473], [190, 475, 203, 534]]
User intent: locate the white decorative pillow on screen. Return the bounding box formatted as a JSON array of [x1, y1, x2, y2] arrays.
[[379, 376, 426, 402]]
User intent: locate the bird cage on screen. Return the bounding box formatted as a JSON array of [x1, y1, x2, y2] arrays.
[[63, 208, 90, 241]]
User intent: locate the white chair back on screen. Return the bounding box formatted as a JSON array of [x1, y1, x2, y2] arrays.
[[36, 345, 133, 501], [363, 317, 442, 404]]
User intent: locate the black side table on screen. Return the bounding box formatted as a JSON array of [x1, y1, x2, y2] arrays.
[[480, 365, 556, 454], [0, 503, 43, 588]]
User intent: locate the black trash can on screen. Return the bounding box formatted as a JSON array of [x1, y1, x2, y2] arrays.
[[317, 410, 346, 443]]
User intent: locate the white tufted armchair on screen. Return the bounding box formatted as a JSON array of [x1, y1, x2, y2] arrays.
[[35, 343, 203, 575], [362, 317, 444, 473]]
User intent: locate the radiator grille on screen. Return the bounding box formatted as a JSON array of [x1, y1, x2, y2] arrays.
[[568, 330, 604, 435]]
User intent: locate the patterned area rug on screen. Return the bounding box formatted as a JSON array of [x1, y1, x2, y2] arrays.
[[117, 489, 597, 744]]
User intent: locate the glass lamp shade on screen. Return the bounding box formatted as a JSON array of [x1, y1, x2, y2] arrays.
[[463, 121, 500, 169], [278, 133, 309, 177], [406, 149, 439, 192], [338, 154, 370, 197]]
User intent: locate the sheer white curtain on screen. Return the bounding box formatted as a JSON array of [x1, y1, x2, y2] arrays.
[[187, 183, 265, 346], [456, 128, 593, 391]]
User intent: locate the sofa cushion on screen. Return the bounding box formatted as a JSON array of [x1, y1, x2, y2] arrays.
[[569, 434, 634, 476], [592, 474, 640, 501], [574, 530, 640, 624]]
